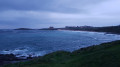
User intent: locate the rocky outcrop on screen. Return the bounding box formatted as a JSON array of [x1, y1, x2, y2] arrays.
[[0, 54, 34, 66]]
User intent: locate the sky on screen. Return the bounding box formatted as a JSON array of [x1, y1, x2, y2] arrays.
[[0, 0, 120, 29]]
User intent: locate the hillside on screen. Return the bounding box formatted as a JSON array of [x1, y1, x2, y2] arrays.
[[2, 40, 120, 67], [65, 25, 120, 34]]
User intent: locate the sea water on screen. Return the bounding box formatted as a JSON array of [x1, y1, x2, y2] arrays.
[[0, 30, 120, 57]]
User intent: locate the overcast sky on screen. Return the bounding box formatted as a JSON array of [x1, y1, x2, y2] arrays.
[[0, 0, 120, 29]]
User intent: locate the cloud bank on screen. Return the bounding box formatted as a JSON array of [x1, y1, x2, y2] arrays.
[[0, 0, 120, 29]]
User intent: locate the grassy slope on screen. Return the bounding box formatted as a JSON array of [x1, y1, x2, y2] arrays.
[[3, 40, 120, 67]]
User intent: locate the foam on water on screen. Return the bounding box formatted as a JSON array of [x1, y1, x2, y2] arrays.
[[0, 47, 48, 57]]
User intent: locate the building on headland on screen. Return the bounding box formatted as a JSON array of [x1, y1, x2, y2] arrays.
[[65, 25, 94, 31], [65, 26, 93, 28], [40, 26, 57, 30], [49, 26, 54, 29]]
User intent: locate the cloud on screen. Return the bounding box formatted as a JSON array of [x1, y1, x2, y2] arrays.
[[0, 0, 120, 29], [0, 0, 106, 13], [88, 0, 120, 15]]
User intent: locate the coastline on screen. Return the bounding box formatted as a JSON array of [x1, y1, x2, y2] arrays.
[[2, 40, 120, 67], [14, 25, 120, 35], [57, 29, 120, 35], [0, 54, 35, 66], [1, 40, 120, 66]]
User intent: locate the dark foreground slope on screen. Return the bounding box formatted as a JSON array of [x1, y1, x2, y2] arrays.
[[2, 40, 120, 67]]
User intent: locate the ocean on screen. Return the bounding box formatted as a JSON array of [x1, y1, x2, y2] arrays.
[[0, 30, 120, 57]]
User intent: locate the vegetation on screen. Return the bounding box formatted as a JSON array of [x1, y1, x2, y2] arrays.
[[2, 40, 120, 67]]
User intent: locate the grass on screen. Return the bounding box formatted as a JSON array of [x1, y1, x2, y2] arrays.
[[2, 40, 120, 67]]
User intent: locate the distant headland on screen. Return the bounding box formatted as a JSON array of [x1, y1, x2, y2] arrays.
[[14, 28, 34, 30], [14, 25, 120, 34]]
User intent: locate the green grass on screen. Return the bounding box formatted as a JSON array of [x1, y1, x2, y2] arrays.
[[2, 40, 120, 67]]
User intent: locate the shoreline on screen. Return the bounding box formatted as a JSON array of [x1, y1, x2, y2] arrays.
[[1, 40, 120, 66], [0, 53, 36, 66], [57, 29, 120, 35], [2, 40, 120, 67]]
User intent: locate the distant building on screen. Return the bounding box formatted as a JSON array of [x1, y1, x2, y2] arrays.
[[65, 26, 92, 28], [49, 26, 54, 29], [79, 26, 92, 28]]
